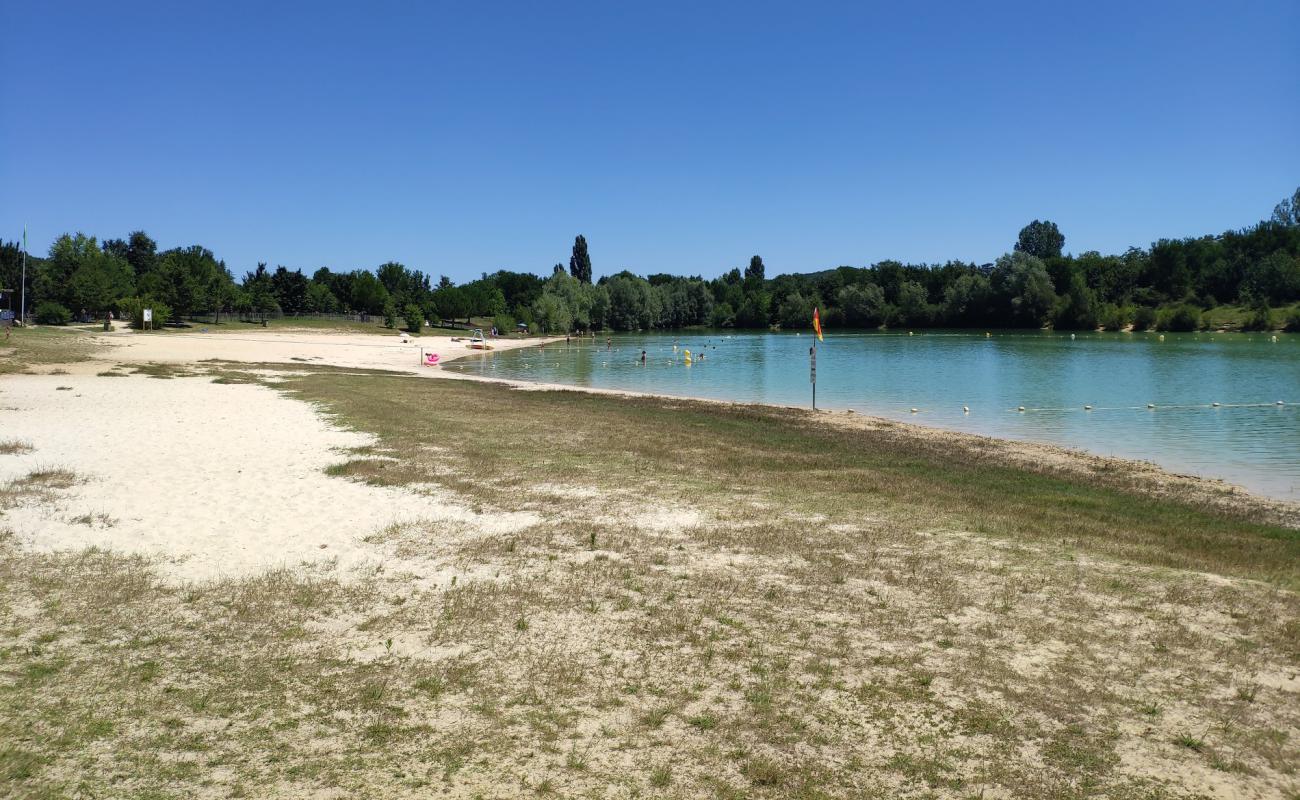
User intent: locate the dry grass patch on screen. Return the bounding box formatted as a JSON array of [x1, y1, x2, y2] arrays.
[[0, 439, 34, 456], [1, 367, 1296, 798]]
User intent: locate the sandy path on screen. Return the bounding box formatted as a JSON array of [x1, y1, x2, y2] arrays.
[[0, 373, 535, 583]]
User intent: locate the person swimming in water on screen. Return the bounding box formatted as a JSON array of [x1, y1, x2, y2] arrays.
[[640, 350, 647, 364]]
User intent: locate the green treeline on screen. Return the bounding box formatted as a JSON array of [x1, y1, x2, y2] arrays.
[[3, 188, 1298, 332]]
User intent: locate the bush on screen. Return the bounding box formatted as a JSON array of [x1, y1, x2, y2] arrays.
[[1241, 305, 1273, 331], [1096, 303, 1130, 332], [1132, 306, 1157, 331], [1155, 303, 1202, 332], [1284, 309, 1300, 332], [492, 313, 516, 336], [34, 301, 72, 326], [382, 301, 398, 329], [403, 303, 424, 334], [118, 296, 172, 330]]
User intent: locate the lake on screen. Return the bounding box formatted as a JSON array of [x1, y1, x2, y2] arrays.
[[444, 330, 1300, 500]]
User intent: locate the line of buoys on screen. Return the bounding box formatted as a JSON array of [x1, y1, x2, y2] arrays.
[[1009, 401, 1294, 413]]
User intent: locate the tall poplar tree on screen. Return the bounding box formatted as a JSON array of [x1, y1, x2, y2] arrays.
[[569, 235, 592, 283]]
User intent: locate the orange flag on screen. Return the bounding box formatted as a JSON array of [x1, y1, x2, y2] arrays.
[[812, 307, 823, 342]]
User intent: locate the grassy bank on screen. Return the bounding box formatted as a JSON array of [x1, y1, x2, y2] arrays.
[[2, 363, 1297, 798]]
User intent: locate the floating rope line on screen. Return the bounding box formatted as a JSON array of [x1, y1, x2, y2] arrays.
[[1004, 401, 1295, 413]]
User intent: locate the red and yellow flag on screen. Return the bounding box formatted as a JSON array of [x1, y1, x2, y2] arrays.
[[812, 307, 823, 342]]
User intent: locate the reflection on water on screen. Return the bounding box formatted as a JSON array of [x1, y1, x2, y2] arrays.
[[446, 331, 1300, 500]]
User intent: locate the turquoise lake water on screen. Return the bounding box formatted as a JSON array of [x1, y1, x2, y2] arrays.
[[444, 330, 1300, 500]]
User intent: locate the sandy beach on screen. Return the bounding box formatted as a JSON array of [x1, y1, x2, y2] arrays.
[[3, 326, 1298, 799]]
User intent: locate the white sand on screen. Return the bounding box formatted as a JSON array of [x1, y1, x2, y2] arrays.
[[64, 326, 560, 375], [0, 373, 535, 583]]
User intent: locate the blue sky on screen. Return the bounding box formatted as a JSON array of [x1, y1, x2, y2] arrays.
[[2, 0, 1297, 281]]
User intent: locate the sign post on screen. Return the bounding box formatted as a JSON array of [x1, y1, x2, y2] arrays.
[[143, 307, 153, 331], [810, 344, 817, 409]]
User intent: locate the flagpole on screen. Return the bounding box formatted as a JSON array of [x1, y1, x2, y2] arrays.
[[20, 226, 27, 327]]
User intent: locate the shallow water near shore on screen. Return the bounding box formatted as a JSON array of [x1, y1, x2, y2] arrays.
[[445, 330, 1300, 500]]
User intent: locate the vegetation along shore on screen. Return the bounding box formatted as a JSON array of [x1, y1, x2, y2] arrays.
[[3, 188, 1298, 337]]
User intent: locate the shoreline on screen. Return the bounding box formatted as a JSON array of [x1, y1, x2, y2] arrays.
[[10, 325, 1299, 524]]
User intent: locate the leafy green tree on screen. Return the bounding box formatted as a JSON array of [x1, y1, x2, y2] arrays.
[[745, 255, 765, 284], [382, 300, 399, 329], [837, 283, 887, 327], [39, 233, 134, 315], [1053, 270, 1098, 330], [895, 280, 931, 326], [992, 252, 1057, 327], [735, 293, 771, 328], [1014, 220, 1065, 259], [146, 246, 230, 319], [777, 291, 813, 329], [940, 274, 991, 326], [304, 281, 339, 313], [1272, 187, 1300, 226], [432, 285, 470, 323], [271, 266, 309, 314], [349, 271, 391, 316], [1241, 251, 1300, 304], [68, 250, 134, 314], [604, 273, 659, 330], [243, 263, 279, 324], [403, 303, 424, 333], [569, 235, 592, 283], [376, 261, 432, 308], [531, 292, 573, 333]]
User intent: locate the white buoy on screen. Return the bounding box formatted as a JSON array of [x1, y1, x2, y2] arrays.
[[1070, 333, 1076, 340], [1083, 405, 1093, 411], [985, 332, 991, 338], [1158, 334, 1165, 341], [1277, 400, 1285, 406], [910, 408, 919, 413], [962, 406, 970, 413], [1147, 403, 1156, 409], [1211, 402, 1220, 407], [1017, 406, 1025, 412], [908, 331, 914, 336], [1271, 335, 1278, 343]]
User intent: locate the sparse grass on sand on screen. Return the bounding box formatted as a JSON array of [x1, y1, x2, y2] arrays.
[[0, 326, 95, 376], [1, 363, 1297, 798]]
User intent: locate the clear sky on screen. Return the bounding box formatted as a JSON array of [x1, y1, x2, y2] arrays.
[[2, 1, 1297, 282]]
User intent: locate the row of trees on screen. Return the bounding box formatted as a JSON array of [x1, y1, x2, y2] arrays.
[[4, 189, 1297, 332]]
